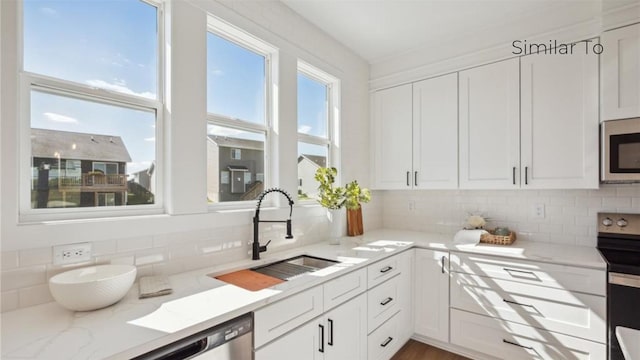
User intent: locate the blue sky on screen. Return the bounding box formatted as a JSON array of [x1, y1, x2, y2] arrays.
[[25, 0, 328, 177]]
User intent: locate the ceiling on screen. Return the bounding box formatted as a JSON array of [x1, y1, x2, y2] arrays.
[[281, 0, 632, 65]]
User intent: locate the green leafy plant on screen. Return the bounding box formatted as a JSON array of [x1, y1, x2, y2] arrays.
[[314, 167, 345, 210], [344, 180, 371, 210]]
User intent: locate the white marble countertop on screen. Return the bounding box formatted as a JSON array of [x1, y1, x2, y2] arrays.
[[1, 229, 606, 360], [617, 326, 640, 360]]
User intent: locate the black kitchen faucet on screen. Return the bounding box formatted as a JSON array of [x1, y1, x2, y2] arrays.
[[252, 188, 294, 260]]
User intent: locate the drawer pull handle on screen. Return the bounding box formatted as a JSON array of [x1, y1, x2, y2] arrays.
[[328, 319, 334, 346], [503, 268, 536, 277], [503, 339, 534, 350], [503, 299, 534, 308], [380, 297, 393, 306], [380, 266, 393, 273], [380, 337, 393, 347], [319, 324, 324, 353], [441, 256, 446, 274]]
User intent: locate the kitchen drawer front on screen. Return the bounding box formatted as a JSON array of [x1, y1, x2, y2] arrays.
[[368, 255, 400, 289], [367, 311, 400, 360], [451, 272, 606, 343], [368, 275, 400, 333], [323, 268, 367, 311], [450, 252, 605, 296], [451, 309, 606, 360], [254, 286, 323, 348]]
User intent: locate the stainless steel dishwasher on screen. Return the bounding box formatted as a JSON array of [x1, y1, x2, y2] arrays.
[[134, 313, 253, 360]]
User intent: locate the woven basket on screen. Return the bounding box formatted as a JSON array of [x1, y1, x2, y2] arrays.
[[480, 230, 516, 245]]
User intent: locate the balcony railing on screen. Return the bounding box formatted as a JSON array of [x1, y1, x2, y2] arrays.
[[58, 174, 127, 191]]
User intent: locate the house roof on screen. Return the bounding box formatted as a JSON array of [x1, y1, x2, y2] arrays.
[[207, 135, 263, 151], [31, 128, 132, 163], [298, 154, 327, 168]]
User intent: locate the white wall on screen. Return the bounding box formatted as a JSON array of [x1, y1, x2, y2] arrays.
[[0, 0, 379, 311]]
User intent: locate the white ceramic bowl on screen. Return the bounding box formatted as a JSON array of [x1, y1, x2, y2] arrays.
[[49, 264, 137, 311]]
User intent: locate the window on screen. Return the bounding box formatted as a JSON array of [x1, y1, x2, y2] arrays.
[[297, 63, 339, 200], [206, 17, 276, 205], [22, 0, 161, 216]]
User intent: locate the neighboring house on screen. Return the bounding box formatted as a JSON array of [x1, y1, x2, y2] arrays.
[[130, 161, 155, 194], [31, 128, 132, 208], [297, 154, 326, 198], [207, 135, 265, 203]]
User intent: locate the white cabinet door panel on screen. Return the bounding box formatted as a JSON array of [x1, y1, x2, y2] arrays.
[[413, 74, 458, 189], [521, 50, 598, 188], [372, 84, 413, 189], [414, 249, 450, 343], [255, 320, 322, 360], [324, 293, 367, 360], [602, 23, 640, 120], [459, 58, 520, 189]]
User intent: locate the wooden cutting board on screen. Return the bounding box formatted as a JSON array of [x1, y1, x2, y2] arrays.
[[214, 269, 285, 291]]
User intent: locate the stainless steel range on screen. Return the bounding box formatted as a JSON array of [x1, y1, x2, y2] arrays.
[[597, 212, 640, 360]]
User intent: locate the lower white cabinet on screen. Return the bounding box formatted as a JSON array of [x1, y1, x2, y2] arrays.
[[368, 312, 400, 360], [414, 248, 450, 343], [451, 309, 606, 360], [255, 293, 367, 360]]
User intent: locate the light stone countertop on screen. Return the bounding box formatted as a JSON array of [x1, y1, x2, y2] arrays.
[[1, 229, 606, 360]]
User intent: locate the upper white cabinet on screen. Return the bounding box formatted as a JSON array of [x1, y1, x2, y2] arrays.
[[602, 23, 640, 120], [520, 49, 599, 189], [412, 74, 459, 189], [372, 84, 414, 189], [459, 58, 520, 189], [372, 74, 458, 190]]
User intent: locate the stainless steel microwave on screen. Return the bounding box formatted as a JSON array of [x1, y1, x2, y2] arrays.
[[602, 117, 640, 183]]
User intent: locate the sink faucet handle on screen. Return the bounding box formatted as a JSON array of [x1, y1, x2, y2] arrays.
[[259, 240, 272, 253]]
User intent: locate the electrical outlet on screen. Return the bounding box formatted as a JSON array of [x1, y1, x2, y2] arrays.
[[408, 200, 416, 212], [532, 203, 545, 219], [53, 242, 92, 265]]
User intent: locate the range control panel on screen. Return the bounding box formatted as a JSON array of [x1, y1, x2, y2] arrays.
[[598, 212, 640, 235]]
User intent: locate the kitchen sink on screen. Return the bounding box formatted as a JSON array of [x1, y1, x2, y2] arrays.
[[251, 255, 338, 281]]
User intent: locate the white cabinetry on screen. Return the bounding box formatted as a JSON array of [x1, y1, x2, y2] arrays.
[[449, 252, 606, 360], [372, 74, 458, 190], [255, 319, 322, 360], [412, 74, 458, 189], [459, 58, 520, 189], [521, 50, 599, 188], [414, 249, 449, 343], [372, 84, 413, 189], [602, 22, 640, 120]]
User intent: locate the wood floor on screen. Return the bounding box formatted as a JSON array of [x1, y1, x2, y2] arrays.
[[391, 340, 471, 360]]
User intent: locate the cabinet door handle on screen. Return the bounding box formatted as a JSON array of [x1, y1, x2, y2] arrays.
[[414, 171, 418, 187], [525, 166, 529, 185], [328, 319, 334, 346], [503, 339, 534, 350], [441, 256, 446, 274], [380, 266, 393, 273], [503, 299, 535, 308], [406, 171, 410, 187], [380, 337, 393, 347], [319, 324, 324, 353], [380, 297, 393, 306], [512, 167, 516, 185]]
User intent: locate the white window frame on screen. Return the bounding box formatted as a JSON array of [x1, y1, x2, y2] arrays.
[[18, 0, 165, 222], [206, 15, 277, 210], [297, 61, 341, 203]]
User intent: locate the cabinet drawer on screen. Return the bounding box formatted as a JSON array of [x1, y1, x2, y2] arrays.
[[451, 272, 606, 343], [368, 255, 400, 289], [450, 252, 605, 296], [367, 311, 400, 360], [324, 268, 367, 311], [451, 309, 606, 360], [368, 275, 400, 333], [254, 286, 323, 348]]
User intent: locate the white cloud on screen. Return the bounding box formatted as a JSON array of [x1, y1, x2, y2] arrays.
[[43, 112, 78, 124], [86, 79, 156, 99], [298, 125, 312, 134], [40, 7, 58, 16], [144, 137, 155, 142], [208, 126, 243, 137], [127, 161, 152, 175], [209, 69, 224, 76]]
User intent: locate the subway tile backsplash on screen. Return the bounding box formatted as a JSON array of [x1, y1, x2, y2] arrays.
[[381, 184, 640, 247], [0, 201, 383, 312]]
